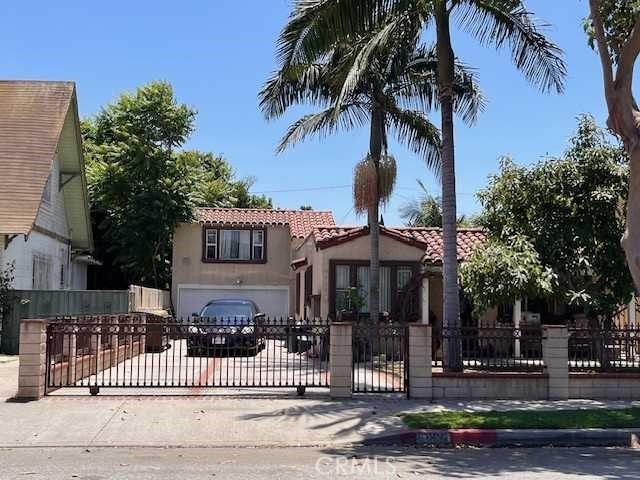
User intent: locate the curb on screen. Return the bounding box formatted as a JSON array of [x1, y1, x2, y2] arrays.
[[362, 428, 640, 448]]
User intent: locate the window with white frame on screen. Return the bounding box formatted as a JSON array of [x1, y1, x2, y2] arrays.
[[252, 230, 264, 260], [205, 229, 218, 260], [33, 254, 52, 289], [203, 227, 266, 262]]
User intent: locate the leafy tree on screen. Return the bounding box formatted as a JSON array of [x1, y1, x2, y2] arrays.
[[84, 83, 273, 289], [460, 235, 556, 315], [177, 151, 272, 208], [273, 0, 566, 370], [586, 0, 640, 292], [263, 13, 482, 326], [478, 116, 633, 318], [83, 82, 199, 289]]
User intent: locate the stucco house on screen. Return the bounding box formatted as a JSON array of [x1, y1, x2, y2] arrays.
[[172, 207, 493, 326], [0, 81, 95, 290]]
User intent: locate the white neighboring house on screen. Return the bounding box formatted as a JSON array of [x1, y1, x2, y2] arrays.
[[0, 81, 96, 290]]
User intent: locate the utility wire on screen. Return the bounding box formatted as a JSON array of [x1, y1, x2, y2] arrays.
[[251, 184, 476, 196]]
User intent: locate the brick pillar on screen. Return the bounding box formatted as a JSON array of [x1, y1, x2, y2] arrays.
[[17, 319, 49, 399], [408, 324, 432, 399], [542, 325, 569, 400], [61, 319, 77, 386], [330, 322, 352, 399]]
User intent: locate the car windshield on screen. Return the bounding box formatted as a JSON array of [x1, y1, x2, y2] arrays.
[[199, 303, 254, 324]]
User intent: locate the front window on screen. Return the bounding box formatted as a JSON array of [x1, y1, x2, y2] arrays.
[[333, 262, 416, 317], [203, 227, 266, 262], [220, 229, 251, 260]]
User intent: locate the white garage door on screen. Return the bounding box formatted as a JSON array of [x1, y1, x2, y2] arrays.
[[177, 286, 290, 320]]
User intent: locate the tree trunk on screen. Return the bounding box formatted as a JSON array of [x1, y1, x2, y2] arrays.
[[623, 148, 640, 292], [368, 107, 383, 327], [589, 0, 640, 294], [435, 0, 462, 372]]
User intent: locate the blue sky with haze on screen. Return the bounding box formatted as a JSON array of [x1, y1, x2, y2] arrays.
[[0, 1, 618, 225]]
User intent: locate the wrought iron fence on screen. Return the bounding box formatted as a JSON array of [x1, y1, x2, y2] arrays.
[[432, 327, 543, 372], [46, 316, 330, 394], [352, 321, 407, 393], [569, 328, 640, 372]]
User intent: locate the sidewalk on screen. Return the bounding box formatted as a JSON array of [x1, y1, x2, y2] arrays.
[[1, 358, 639, 448]]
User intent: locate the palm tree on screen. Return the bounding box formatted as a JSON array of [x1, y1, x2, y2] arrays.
[[272, 0, 566, 371], [261, 19, 483, 325], [400, 180, 481, 227]]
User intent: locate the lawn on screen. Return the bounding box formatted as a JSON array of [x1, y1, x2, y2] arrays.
[[400, 408, 640, 430]]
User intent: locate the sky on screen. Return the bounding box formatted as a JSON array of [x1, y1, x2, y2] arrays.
[[0, 1, 619, 226]]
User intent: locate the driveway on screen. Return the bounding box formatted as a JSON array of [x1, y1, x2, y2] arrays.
[[50, 338, 329, 392]]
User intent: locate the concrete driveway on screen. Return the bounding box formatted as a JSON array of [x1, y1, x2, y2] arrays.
[[51, 338, 330, 391]]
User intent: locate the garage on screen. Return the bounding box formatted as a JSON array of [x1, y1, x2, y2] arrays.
[[177, 285, 290, 319]]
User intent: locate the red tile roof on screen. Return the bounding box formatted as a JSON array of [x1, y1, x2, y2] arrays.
[[312, 226, 487, 263], [394, 227, 487, 263], [195, 208, 335, 238]]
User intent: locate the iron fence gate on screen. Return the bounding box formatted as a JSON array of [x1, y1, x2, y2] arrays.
[[45, 316, 330, 394], [352, 322, 408, 393]]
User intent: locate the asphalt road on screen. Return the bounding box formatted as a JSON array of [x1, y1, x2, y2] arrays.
[[0, 446, 639, 479]]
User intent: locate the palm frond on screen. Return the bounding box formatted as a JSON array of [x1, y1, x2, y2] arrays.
[[392, 45, 486, 124], [276, 103, 369, 153], [455, 0, 566, 93], [332, 19, 401, 118], [276, 0, 400, 69], [385, 101, 442, 174], [260, 63, 335, 119]]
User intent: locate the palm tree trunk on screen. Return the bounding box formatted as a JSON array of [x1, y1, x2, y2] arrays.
[[368, 106, 383, 327], [436, 0, 462, 372]]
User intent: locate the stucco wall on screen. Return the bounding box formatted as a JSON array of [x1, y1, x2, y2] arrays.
[[172, 223, 295, 311], [428, 276, 443, 325], [432, 373, 549, 400], [569, 374, 640, 400]]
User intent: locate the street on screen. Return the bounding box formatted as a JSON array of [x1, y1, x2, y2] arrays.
[[0, 446, 638, 479]]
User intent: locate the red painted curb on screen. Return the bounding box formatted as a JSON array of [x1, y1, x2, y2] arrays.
[[449, 429, 497, 446]]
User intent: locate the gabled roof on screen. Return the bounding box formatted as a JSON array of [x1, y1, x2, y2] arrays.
[[195, 208, 335, 238], [0, 80, 92, 249], [311, 225, 487, 263]]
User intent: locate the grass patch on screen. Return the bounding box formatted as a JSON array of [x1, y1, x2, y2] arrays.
[[400, 408, 640, 430]]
